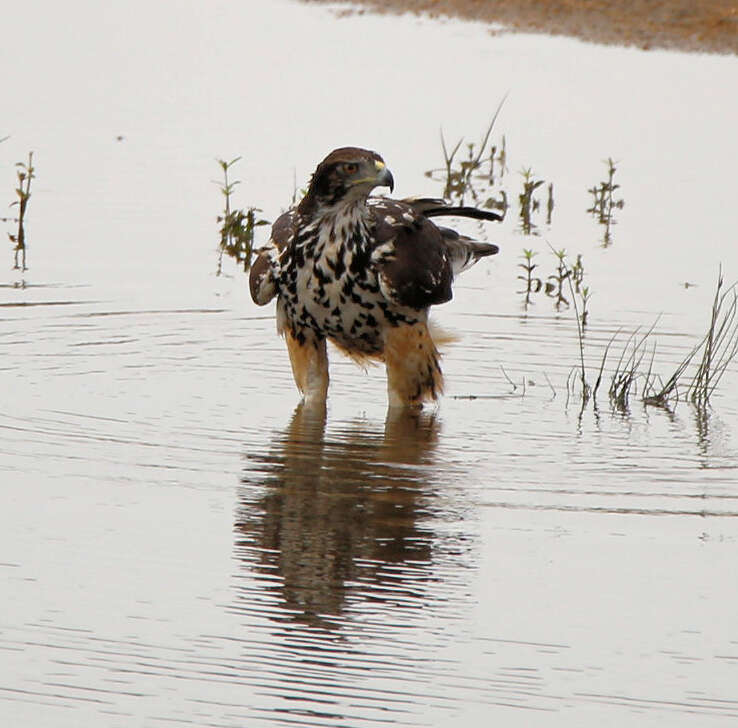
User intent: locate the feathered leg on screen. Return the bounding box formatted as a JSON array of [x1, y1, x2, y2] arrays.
[[384, 322, 443, 408], [284, 331, 329, 404]]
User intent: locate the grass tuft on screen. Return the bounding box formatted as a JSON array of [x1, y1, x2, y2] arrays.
[[565, 270, 738, 413], [687, 269, 738, 407]]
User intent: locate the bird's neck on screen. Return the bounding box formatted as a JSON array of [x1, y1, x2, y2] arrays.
[[306, 198, 373, 251]]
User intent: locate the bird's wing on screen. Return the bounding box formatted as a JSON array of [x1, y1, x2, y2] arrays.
[[400, 197, 500, 276], [249, 209, 296, 305], [369, 197, 499, 307], [434, 225, 500, 276], [369, 198, 453, 309]]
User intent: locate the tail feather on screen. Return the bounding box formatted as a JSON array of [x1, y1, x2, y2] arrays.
[[422, 205, 503, 222], [403, 197, 503, 222], [442, 231, 499, 275]]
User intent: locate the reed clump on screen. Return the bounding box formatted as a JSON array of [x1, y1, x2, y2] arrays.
[[566, 269, 738, 413]]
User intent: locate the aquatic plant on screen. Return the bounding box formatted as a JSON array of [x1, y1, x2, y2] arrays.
[[578, 286, 592, 327], [687, 270, 738, 407], [486, 134, 507, 186], [518, 247, 590, 320], [568, 279, 591, 406], [517, 248, 542, 307], [7, 151, 34, 272], [214, 157, 269, 275], [426, 97, 508, 216], [566, 271, 738, 413], [624, 273, 738, 411], [607, 322, 659, 412], [587, 157, 624, 246], [545, 248, 571, 310], [518, 166, 545, 235]]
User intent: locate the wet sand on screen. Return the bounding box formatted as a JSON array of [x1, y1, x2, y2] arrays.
[[307, 0, 738, 54]]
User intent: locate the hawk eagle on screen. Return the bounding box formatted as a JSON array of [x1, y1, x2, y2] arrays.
[[249, 147, 500, 407]]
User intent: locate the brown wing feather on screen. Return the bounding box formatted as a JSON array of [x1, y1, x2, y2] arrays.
[[270, 209, 297, 250], [370, 200, 453, 309], [248, 210, 297, 305]]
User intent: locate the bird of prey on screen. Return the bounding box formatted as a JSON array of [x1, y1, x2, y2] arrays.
[[249, 147, 500, 407]]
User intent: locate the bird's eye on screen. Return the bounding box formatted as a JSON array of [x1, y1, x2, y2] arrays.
[[344, 163, 358, 174]]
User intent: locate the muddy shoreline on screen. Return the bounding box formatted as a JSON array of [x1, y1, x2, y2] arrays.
[[306, 0, 738, 54]]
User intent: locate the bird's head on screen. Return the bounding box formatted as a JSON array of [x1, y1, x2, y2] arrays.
[[300, 147, 394, 213]]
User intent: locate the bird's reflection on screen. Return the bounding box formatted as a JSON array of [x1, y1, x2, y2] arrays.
[[235, 403, 442, 630]]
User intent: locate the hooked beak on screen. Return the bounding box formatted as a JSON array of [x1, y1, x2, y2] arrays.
[[374, 161, 394, 193]]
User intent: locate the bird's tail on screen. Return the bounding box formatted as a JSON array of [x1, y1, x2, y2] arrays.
[[403, 197, 504, 223], [442, 231, 499, 276], [402, 196, 501, 275], [428, 320, 460, 349]]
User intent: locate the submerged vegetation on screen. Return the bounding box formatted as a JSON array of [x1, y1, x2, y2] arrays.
[[214, 157, 269, 275]]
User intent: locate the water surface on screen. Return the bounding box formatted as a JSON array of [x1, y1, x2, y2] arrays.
[[2, 2, 738, 726]]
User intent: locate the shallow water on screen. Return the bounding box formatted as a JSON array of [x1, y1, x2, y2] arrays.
[[2, 1, 738, 726]]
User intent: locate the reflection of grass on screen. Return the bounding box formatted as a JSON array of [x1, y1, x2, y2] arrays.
[[7, 151, 34, 272], [214, 157, 269, 275]]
